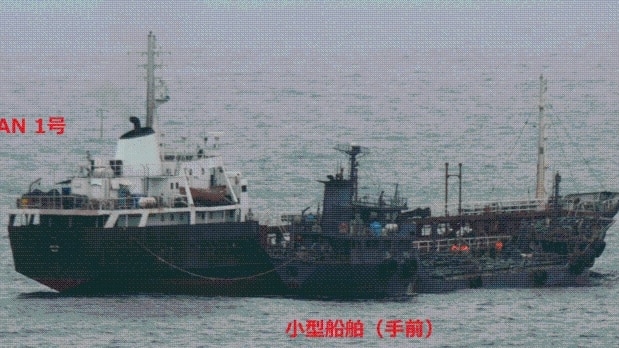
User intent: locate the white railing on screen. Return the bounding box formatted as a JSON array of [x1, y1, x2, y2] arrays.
[[16, 193, 190, 211], [354, 194, 408, 209], [410, 199, 547, 217], [459, 199, 547, 215]]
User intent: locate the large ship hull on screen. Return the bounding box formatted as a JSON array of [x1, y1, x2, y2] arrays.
[[8, 218, 286, 296]]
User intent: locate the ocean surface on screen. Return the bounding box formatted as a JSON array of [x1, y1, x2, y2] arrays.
[[1, 2, 619, 346]]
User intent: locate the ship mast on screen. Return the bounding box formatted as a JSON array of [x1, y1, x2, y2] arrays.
[[334, 143, 368, 202], [535, 74, 548, 200], [146, 32, 156, 130], [144, 32, 169, 131]]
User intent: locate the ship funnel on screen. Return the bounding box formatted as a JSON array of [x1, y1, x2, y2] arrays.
[[319, 144, 370, 234], [129, 116, 141, 130], [114, 34, 164, 176]]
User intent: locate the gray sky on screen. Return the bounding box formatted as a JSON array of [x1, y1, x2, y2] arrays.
[[1, 1, 617, 53]]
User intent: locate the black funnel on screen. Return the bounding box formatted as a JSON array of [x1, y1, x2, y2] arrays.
[[129, 117, 141, 130]]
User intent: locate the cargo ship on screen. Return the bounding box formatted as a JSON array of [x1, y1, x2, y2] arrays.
[[400, 75, 619, 292], [263, 144, 418, 298], [264, 75, 618, 295], [8, 34, 617, 298], [8, 32, 285, 296], [406, 171, 616, 293]]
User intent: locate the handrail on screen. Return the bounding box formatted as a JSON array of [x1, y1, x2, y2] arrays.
[[411, 194, 619, 217], [354, 194, 408, 208], [16, 193, 239, 211], [409, 199, 548, 217], [413, 235, 511, 253]]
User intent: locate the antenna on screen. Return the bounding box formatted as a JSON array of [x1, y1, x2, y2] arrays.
[[535, 74, 548, 200], [144, 32, 169, 131], [97, 108, 108, 138], [334, 143, 369, 201]]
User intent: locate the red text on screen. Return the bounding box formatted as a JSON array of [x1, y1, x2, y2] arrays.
[[0, 117, 65, 135], [286, 319, 364, 338], [286, 318, 433, 339], [376, 318, 433, 339]]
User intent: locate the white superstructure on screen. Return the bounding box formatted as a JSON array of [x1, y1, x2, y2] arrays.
[[11, 32, 252, 229]]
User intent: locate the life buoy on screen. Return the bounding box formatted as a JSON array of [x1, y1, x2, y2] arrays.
[[450, 244, 459, 253], [495, 240, 504, 252], [338, 222, 349, 234], [460, 244, 470, 252]]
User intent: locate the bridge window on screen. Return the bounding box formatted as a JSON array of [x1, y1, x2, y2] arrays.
[[421, 225, 432, 236]]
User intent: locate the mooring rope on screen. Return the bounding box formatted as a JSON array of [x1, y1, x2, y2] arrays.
[[132, 238, 295, 281]]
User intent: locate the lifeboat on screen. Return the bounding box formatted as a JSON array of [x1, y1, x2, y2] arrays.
[[180, 186, 228, 205]]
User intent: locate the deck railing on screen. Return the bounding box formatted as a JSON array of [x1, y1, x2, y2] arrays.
[[413, 235, 511, 253], [354, 194, 408, 209], [412, 199, 548, 217], [15, 193, 190, 211]]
